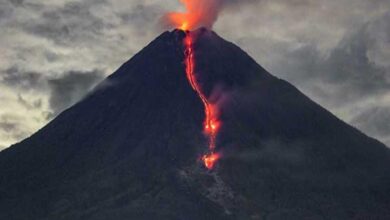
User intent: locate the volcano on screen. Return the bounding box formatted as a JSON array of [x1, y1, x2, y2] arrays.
[[1, 29, 390, 220]]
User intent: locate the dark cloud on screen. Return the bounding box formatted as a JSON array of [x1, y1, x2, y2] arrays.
[[259, 12, 390, 108], [1, 66, 105, 116], [224, 0, 388, 11], [119, 4, 163, 29], [0, 121, 17, 132], [0, 2, 13, 21], [232, 11, 390, 146], [24, 0, 108, 45], [279, 12, 390, 146], [1, 66, 44, 90], [352, 106, 390, 139], [351, 106, 390, 147], [0, 0, 43, 24], [8, 0, 24, 7], [48, 70, 105, 117], [17, 94, 42, 110], [0, 114, 30, 142], [322, 28, 390, 95]]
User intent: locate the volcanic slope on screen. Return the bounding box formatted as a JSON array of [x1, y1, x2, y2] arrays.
[[1, 29, 389, 220]]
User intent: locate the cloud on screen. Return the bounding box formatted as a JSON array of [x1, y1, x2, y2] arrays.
[[255, 11, 390, 145], [23, 1, 108, 46], [1, 66, 104, 114], [214, 7, 389, 146], [302, 12, 389, 107], [47, 70, 105, 117], [0, 1, 14, 22], [0, 121, 17, 133], [351, 106, 390, 147], [237, 11, 390, 104], [17, 94, 42, 110], [162, 0, 262, 30], [119, 4, 164, 30], [0, 67, 104, 149], [285, 27, 389, 108], [0, 114, 32, 148], [322, 26, 390, 96], [1, 66, 44, 91]]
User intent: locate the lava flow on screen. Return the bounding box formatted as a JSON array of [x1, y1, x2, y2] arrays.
[[183, 33, 221, 170]]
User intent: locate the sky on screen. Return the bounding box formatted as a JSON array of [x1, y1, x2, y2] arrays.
[[0, 0, 389, 150]]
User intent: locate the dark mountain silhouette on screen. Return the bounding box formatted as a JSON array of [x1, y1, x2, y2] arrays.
[[1, 28, 389, 220]]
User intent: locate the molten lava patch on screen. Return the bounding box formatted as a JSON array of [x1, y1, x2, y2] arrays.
[[183, 32, 221, 170], [202, 152, 220, 170]]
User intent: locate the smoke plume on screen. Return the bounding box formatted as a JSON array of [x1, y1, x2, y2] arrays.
[[162, 0, 256, 30]]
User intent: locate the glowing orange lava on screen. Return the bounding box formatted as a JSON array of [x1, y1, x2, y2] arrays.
[[165, 0, 221, 31], [184, 33, 221, 169], [202, 152, 220, 169]]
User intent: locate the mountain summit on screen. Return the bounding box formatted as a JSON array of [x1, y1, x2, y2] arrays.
[[1, 28, 390, 220]]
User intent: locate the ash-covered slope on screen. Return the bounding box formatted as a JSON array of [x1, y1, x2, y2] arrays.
[[1, 28, 390, 220]]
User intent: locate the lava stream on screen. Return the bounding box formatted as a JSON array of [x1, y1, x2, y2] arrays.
[[183, 33, 221, 169]]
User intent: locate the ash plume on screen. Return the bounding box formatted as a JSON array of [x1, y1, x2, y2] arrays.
[[162, 0, 258, 30]]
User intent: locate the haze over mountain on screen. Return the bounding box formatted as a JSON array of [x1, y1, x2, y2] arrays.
[[0, 29, 389, 220]]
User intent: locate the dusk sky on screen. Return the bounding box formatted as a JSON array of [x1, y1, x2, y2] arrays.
[[0, 0, 389, 149]]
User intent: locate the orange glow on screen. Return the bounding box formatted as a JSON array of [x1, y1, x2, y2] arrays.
[[180, 22, 189, 31], [165, 0, 221, 31], [184, 32, 221, 169], [202, 152, 220, 169]]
